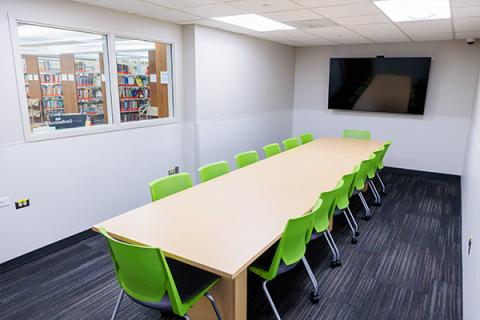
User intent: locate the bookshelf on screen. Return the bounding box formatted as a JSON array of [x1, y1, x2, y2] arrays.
[[23, 56, 43, 124], [75, 56, 105, 124], [38, 57, 64, 120]]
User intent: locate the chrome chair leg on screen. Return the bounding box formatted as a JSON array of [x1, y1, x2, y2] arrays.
[[205, 292, 222, 320], [301, 257, 319, 304], [262, 280, 281, 320], [323, 232, 337, 268], [183, 316, 190, 320], [370, 180, 382, 204], [346, 207, 359, 236], [368, 180, 381, 205], [358, 192, 371, 220], [343, 210, 358, 244], [377, 173, 386, 194], [111, 289, 124, 320], [326, 230, 341, 266]]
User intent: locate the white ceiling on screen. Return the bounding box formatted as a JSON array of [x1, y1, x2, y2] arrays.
[[70, 0, 480, 46]]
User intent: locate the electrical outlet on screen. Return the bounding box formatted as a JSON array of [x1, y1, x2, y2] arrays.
[[15, 198, 30, 210], [168, 166, 180, 175], [0, 196, 10, 208]]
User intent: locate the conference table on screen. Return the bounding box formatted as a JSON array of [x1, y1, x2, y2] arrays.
[[93, 137, 385, 319]]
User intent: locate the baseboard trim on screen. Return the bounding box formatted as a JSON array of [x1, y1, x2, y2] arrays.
[[0, 229, 96, 274], [383, 166, 460, 180]]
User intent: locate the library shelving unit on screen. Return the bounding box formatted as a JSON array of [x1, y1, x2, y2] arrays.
[[75, 56, 105, 125], [38, 57, 65, 120], [117, 56, 150, 122], [23, 57, 42, 124]]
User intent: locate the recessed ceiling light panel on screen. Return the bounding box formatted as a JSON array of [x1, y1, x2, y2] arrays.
[[213, 14, 295, 32], [373, 0, 451, 22]]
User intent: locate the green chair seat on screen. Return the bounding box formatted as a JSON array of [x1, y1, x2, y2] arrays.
[[300, 133, 314, 144], [149, 173, 193, 202], [263, 143, 281, 158], [342, 129, 371, 140], [235, 150, 259, 168], [100, 228, 222, 319], [377, 140, 392, 170], [198, 161, 230, 183], [282, 137, 299, 151]]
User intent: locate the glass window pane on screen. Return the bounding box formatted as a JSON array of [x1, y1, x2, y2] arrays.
[[114, 37, 173, 122], [17, 23, 110, 133]]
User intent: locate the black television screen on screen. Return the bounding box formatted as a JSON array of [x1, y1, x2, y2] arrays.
[[328, 57, 431, 114]]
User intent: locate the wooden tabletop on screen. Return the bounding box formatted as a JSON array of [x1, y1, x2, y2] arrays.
[[93, 137, 385, 279]]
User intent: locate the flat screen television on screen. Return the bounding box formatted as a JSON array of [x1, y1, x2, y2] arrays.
[[328, 57, 431, 115]]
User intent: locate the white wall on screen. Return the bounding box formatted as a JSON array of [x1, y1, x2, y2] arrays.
[[462, 49, 480, 320], [0, 0, 185, 263], [293, 41, 480, 175], [187, 25, 296, 172]]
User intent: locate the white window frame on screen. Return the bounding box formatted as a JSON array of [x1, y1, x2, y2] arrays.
[[8, 15, 178, 142]]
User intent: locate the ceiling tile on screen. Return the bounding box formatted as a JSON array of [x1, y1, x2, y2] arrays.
[[348, 23, 410, 41], [180, 3, 244, 18], [141, 0, 216, 8], [93, 0, 165, 13], [307, 25, 371, 43], [261, 9, 322, 22], [226, 0, 302, 13], [293, 0, 369, 8], [298, 37, 340, 46], [312, 2, 381, 18], [138, 8, 201, 21], [266, 29, 325, 42], [332, 14, 390, 26], [397, 19, 452, 34], [452, 6, 480, 18], [454, 17, 480, 31], [409, 33, 454, 41], [71, 0, 100, 3], [455, 31, 480, 38]]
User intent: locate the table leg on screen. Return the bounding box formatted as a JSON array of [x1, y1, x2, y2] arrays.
[[189, 269, 247, 320]]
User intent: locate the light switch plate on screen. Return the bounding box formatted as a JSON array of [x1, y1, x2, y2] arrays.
[[0, 196, 11, 208]]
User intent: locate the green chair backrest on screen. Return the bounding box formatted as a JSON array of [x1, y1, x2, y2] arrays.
[[235, 150, 259, 168], [149, 173, 193, 202], [263, 143, 281, 158], [336, 168, 358, 210], [313, 180, 344, 233], [367, 152, 381, 179], [343, 129, 371, 140], [300, 133, 314, 144], [99, 228, 187, 315], [354, 154, 375, 191], [261, 211, 315, 280], [282, 137, 299, 151], [378, 140, 392, 170], [198, 161, 230, 183]]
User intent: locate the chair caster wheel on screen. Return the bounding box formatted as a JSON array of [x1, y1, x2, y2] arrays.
[[374, 202, 381, 207], [310, 292, 319, 304], [364, 215, 371, 221], [330, 261, 337, 268], [355, 231, 360, 237], [351, 237, 358, 244], [335, 260, 342, 267]]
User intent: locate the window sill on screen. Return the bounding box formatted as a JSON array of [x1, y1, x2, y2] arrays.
[[25, 116, 180, 142]]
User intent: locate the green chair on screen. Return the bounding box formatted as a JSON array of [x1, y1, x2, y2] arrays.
[[352, 154, 376, 220], [342, 129, 371, 140], [311, 182, 343, 268], [249, 211, 319, 320], [99, 228, 222, 320], [334, 167, 360, 243], [376, 140, 392, 194], [282, 137, 299, 151], [263, 143, 281, 158], [198, 161, 230, 183], [149, 173, 193, 202], [366, 150, 384, 206], [300, 133, 314, 144], [234, 150, 259, 168]]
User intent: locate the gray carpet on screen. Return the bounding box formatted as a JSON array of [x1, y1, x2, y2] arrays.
[[0, 169, 462, 320]]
